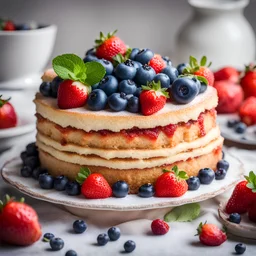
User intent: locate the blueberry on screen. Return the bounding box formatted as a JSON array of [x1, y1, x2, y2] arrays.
[[24, 156, 40, 170], [96, 59, 113, 75], [229, 213, 241, 224], [127, 96, 140, 113], [119, 80, 137, 95], [91, 83, 99, 91], [51, 76, 63, 98], [39, 82, 52, 97], [153, 73, 171, 88], [83, 54, 98, 62], [162, 56, 172, 66], [85, 48, 95, 56], [115, 60, 136, 80], [32, 167, 48, 180], [235, 243, 246, 254], [97, 233, 109, 246], [217, 159, 229, 171], [65, 181, 81, 196], [235, 122, 247, 134], [98, 75, 118, 96], [124, 240, 136, 253], [198, 168, 215, 184], [135, 48, 154, 64], [135, 64, 156, 85], [43, 232, 54, 242], [108, 226, 121, 241], [227, 119, 239, 128], [50, 237, 64, 251], [192, 77, 201, 94], [171, 77, 199, 104], [199, 81, 207, 94], [176, 63, 188, 75], [26, 142, 38, 157], [215, 168, 227, 180], [133, 61, 143, 70], [112, 180, 129, 197], [65, 250, 77, 256], [39, 173, 54, 189], [129, 48, 140, 60], [108, 93, 128, 112], [16, 23, 30, 30], [73, 220, 87, 234], [161, 66, 178, 84], [134, 87, 142, 97], [186, 176, 201, 190], [20, 166, 33, 177], [138, 183, 155, 197], [87, 89, 108, 111], [20, 151, 27, 163], [54, 175, 69, 191]]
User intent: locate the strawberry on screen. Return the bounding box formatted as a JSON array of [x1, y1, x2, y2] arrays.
[[2, 20, 15, 31], [214, 81, 243, 113], [0, 96, 17, 129], [57, 80, 91, 109], [196, 222, 227, 246], [151, 219, 170, 235], [248, 200, 256, 223], [76, 167, 112, 199], [239, 97, 256, 125], [214, 66, 239, 83], [240, 65, 256, 98], [183, 56, 214, 86], [155, 166, 189, 197], [95, 30, 126, 61], [149, 54, 166, 74], [0, 195, 42, 246], [140, 81, 169, 116], [225, 171, 256, 214]]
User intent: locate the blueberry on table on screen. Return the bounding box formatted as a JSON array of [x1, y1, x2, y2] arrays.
[[108, 226, 121, 241], [97, 233, 109, 246], [153, 73, 171, 89], [96, 59, 113, 75], [39, 82, 52, 97], [65, 250, 77, 256], [115, 60, 136, 80], [217, 159, 229, 171], [32, 167, 48, 180], [38, 173, 54, 189], [198, 168, 215, 184], [43, 233, 54, 242], [108, 93, 128, 112], [129, 48, 140, 60], [227, 119, 239, 128], [161, 66, 178, 84], [65, 181, 81, 196], [73, 220, 87, 234], [98, 75, 118, 96], [215, 168, 227, 180], [176, 63, 188, 75], [87, 89, 108, 111], [54, 175, 69, 191], [51, 76, 63, 98], [119, 80, 137, 95], [186, 176, 200, 190], [138, 183, 155, 197], [124, 240, 136, 253], [135, 48, 154, 64], [229, 213, 241, 224], [235, 122, 247, 134], [20, 166, 33, 177], [24, 156, 40, 170], [112, 180, 129, 198], [135, 64, 156, 86], [127, 96, 140, 113], [26, 142, 38, 157], [235, 243, 246, 254], [50, 237, 64, 251]]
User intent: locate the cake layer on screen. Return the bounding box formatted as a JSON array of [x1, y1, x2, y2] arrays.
[[34, 86, 218, 132], [39, 146, 222, 194], [36, 109, 216, 150], [36, 126, 220, 160]]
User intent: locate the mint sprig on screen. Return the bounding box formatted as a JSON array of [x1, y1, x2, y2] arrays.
[[52, 54, 106, 86]]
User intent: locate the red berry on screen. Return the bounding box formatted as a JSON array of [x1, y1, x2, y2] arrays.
[[151, 219, 170, 235], [241, 69, 256, 98], [0, 96, 17, 129], [239, 96, 256, 125], [149, 54, 166, 74], [3, 20, 15, 31], [248, 200, 256, 223], [194, 66, 214, 86], [214, 67, 239, 83]]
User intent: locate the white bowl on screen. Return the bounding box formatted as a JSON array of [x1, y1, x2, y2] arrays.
[[0, 25, 57, 82]]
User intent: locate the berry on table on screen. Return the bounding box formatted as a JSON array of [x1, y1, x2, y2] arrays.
[[20, 166, 33, 177], [234, 122, 247, 134], [228, 213, 241, 224], [161, 66, 178, 84], [38, 173, 54, 189], [51, 76, 63, 98], [54, 175, 69, 191], [95, 59, 113, 75], [135, 64, 156, 86], [43, 233, 55, 242], [65, 181, 81, 196], [97, 233, 109, 246], [32, 167, 48, 180], [217, 160, 229, 171], [73, 220, 87, 234], [107, 226, 121, 241], [87, 89, 108, 111], [65, 250, 77, 256], [119, 80, 137, 95], [235, 243, 246, 254], [186, 176, 201, 191], [108, 93, 128, 112], [138, 183, 155, 197], [127, 96, 140, 113], [215, 168, 227, 180], [151, 219, 170, 235], [39, 82, 52, 97], [135, 48, 154, 64], [198, 168, 215, 184], [26, 142, 38, 157], [50, 237, 65, 251], [98, 75, 118, 96], [112, 181, 129, 198], [115, 60, 136, 80], [124, 240, 136, 253], [153, 73, 171, 88]]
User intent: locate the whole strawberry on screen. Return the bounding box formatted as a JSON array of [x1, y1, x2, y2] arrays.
[[241, 65, 256, 98], [0, 195, 42, 246], [183, 56, 214, 86], [248, 200, 256, 223], [239, 96, 256, 125], [226, 171, 256, 214], [155, 166, 189, 197], [149, 54, 166, 74], [0, 96, 17, 129], [76, 167, 112, 199], [196, 222, 227, 246], [140, 81, 169, 116], [214, 66, 239, 83], [151, 219, 170, 235], [95, 30, 126, 61], [2, 20, 15, 31]]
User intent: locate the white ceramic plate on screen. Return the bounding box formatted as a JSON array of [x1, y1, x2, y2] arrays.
[[1, 152, 244, 211], [218, 202, 256, 239], [217, 114, 256, 146]]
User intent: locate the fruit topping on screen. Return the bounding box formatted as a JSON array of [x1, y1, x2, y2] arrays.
[[73, 220, 87, 234], [0, 96, 17, 129], [198, 168, 215, 185], [108, 92, 128, 112], [134, 48, 154, 64], [235, 243, 246, 255], [112, 180, 129, 198], [228, 213, 241, 224], [119, 79, 137, 95], [149, 54, 166, 74], [124, 240, 136, 253], [98, 75, 118, 96], [50, 237, 65, 251], [153, 73, 171, 88], [135, 64, 156, 85], [51, 76, 63, 98], [97, 233, 109, 246], [115, 59, 136, 80], [129, 48, 140, 60], [176, 63, 188, 75], [108, 226, 121, 241], [95, 59, 113, 75], [161, 65, 178, 84], [151, 219, 170, 235], [39, 82, 52, 97], [239, 96, 256, 125], [87, 89, 108, 111], [186, 176, 201, 191], [138, 183, 155, 198], [127, 96, 140, 113]]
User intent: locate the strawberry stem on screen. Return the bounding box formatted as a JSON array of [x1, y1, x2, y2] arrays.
[[94, 30, 118, 48], [0, 95, 11, 108], [76, 167, 91, 185], [141, 81, 169, 98]]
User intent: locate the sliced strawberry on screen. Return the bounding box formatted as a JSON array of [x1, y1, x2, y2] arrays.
[[239, 96, 256, 125], [0, 96, 17, 129], [214, 67, 239, 83], [149, 54, 166, 73]]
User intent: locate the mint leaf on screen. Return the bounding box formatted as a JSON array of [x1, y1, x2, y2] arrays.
[[164, 203, 201, 222], [84, 62, 106, 86]]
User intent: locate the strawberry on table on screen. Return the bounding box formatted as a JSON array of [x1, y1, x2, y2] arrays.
[[241, 65, 256, 98], [95, 30, 126, 61], [151, 219, 170, 235], [225, 171, 256, 214], [239, 96, 256, 125], [76, 167, 112, 199], [149, 54, 166, 74], [140, 81, 169, 116], [196, 222, 227, 246], [214, 66, 239, 83], [155, 166, 189, 197], [0, 96, 17, 129], [0, 195, 42, 246]]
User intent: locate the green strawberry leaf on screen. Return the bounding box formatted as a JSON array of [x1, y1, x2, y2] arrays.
[[141, 81, 169, 98], [0, 95, 11, 108], [196, 75, 208, 85], [200, 56, 207, 66], [245, 171, 256, 192], [164, 203, 201, 222], [84, 61, 106, 86], [76, 167, 91, 185]]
